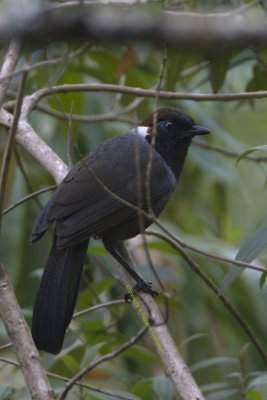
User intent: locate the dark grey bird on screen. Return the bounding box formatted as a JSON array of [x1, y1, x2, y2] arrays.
[[30, 107, 210, 354]]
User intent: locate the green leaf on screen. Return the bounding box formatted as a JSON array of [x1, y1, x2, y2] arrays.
[[245, 389, 264, 400], [165, 51, 185, 91], [236, 145, 267, 164], [246, 64, 267, 92], [221, 217, 267, 291], [205, 388, 239, 400], [260, 272, 267, 288], [201, 382, 234, 393], [124, 344, 158, 364], [209, 48, 231, 93], [179, 333, 209, 349], [190, 145, 238, 182], [153, 376, 176, 400], [61, 354, 80, 373], [0, 384, 16, 400], [81, 342, 106, 368], [248, 373, 267, 389], [133, 378, 155, 399], [191, 357, 239, 373]]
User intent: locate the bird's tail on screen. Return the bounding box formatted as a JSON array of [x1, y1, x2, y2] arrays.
[[31, 237, 89, 354]]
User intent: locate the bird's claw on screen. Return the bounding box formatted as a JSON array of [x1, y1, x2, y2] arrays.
[[125, 281, 159, 303]]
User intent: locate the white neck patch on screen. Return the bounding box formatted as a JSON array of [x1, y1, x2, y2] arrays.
[[133, 126, 149, 137]]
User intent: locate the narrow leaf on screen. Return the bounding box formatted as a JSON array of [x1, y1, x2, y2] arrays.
[[221, 217, 267, 291], [236, 145, 267, 164]]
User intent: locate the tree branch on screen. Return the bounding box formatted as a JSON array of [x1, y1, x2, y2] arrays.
[[2, 9, 267, 51], [0, 264, 53, 400], [0, 40, 20, 107], [112, 243, 205, 400], [0, 108, 69, 183], [19, 84, 267, 116]]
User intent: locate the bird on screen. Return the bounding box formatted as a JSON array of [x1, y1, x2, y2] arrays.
[[30, 107, 210, 354]]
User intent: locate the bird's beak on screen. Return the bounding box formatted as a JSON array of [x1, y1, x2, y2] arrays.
[[189, 125, 210, 137]]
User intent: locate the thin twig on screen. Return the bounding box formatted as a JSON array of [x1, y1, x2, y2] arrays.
[[73, 299, 125, 319], [0, 355, 136, 400], [2, 185, 56, 216], [145, 229, 267, 367], [67, 102, 74, 167], [49, 371, 137, 400], [146, 230, 267, 274], [14, 147, 45, 210], [0, 69, 28, 234], [39, 104, 132, 123], [20, 83, 267, 120], [0, 343, 12, 351], [0, 41, 92, 85], [59, 327, 147, 399], [194, 141, 267, 163]]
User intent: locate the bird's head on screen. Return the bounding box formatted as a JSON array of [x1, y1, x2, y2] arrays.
[[138, 107, 210, 143]]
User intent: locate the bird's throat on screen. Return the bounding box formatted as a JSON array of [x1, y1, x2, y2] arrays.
[[155, 138, 192, 180]]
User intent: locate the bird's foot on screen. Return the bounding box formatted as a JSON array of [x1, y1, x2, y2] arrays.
[[125, 281, 159, 303]]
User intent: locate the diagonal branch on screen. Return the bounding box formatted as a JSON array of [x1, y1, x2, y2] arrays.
[[146, 228, 267, 367], [0, 264, 53, 399], [59, 327, 147, 399], [112, 242, 205, 400]]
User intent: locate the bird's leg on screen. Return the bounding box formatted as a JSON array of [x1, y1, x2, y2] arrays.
[[103, 238, 159, 300]]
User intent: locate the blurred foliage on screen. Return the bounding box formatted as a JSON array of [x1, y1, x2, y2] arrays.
[[1, 0, 267, 399]]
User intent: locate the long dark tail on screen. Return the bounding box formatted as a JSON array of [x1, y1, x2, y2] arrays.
[[31, 237, 89, 354]]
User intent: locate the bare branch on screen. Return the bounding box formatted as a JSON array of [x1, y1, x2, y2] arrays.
[[0, 40, 20, 107], [73, 299, 125, 319], [194, 141, 267, 163], [0, 264, 53, 399], [2, 185, 56, 216], [2, 9, 267, 51], [19, 84, 267, 119], [111, 243, 205, 400], [0, 108, 69, 183]]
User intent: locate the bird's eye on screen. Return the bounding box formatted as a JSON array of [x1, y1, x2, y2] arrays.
[[164, 121, 173, 131]]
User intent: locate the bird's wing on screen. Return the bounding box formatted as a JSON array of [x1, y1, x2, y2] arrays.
[[31, 132, 176, 245]]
